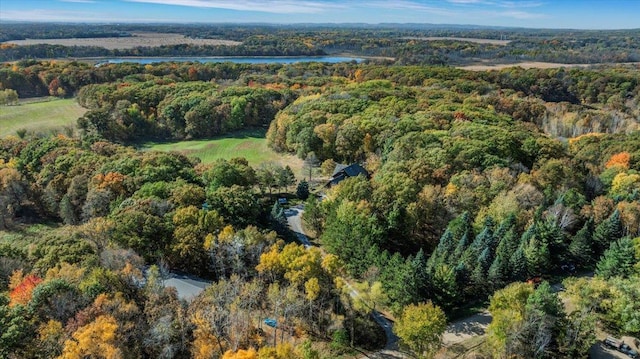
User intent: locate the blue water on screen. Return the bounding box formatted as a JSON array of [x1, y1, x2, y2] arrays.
[[102, 56, 362, 64]]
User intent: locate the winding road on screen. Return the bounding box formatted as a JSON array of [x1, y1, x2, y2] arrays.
[[286, 204, 408, 358]]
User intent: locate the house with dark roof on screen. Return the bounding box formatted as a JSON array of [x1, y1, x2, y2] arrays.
[[325, 163, 369, 187]]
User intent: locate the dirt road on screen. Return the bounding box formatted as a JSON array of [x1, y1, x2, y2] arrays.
[[442, 311, 492, 346]]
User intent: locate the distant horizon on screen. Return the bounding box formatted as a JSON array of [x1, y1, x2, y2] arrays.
[[1, 20, 639, 32], [1, 1, 639, 30]]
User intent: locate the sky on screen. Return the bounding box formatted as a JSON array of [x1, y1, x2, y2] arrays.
[[0, 0, 639, 29]]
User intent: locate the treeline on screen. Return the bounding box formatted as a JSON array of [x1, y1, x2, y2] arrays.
[[0, 42, 326, 62], [0, 23, 132, 42], [2, 23, 640, 65]]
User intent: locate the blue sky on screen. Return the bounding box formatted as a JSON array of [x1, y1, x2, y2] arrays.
[[1, 0, 638, 29]]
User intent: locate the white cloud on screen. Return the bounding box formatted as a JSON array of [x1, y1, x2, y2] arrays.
[[0, 9, 171, 23], [447, 0, 485, 4], [124, 0, 343, 14], [367, 1, 456, 16], [497, 1, 544, 8], [495, 10, 545, 19], [447, 0, 544, 8]]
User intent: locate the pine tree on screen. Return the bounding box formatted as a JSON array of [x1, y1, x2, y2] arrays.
[[412, 249, 429, 301], [431, 264, 458, 310], [593, 210, 623, 255], [510, 245, 528, 281], [296, 180, 310, 200], [453, 233, 471, 263], [569, 220, 594, 269], [494, 214, 517, 241], [488, 254, 507, 290], [537, 218, 567, 266], [595, 237, 636, 279], [451, 212, 474, 242], [270, 201, 287, 232], [428, 229, 454, 271], [524, 235, 551, 277]]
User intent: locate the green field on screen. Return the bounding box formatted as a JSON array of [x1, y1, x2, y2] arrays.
[[145, 129, 303, 171], [0, 98, 86, 138]]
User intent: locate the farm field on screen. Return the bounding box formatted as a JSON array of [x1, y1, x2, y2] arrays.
[[0, 98, 86, 138], [4, 32, 241, 50], [145, 129, 303, 172], [455, 61, 632, 70], [403, 36, 511, 45]]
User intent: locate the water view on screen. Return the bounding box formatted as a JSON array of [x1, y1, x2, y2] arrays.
[[101, 56, 362, 64]]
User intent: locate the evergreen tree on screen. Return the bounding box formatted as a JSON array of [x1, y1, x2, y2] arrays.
[[510, 246, 528, 281], [523, 235, 551, 277], [296, 180, 310, 200], [462, 217, 494, 278], [595, 237, 637, 279], [450, 212, 474, 243], [380, 253, 415, 313], [302, 194, 323, 235], [537, 218, 567, 266], [453, 233, 471, 263], [431, 264, 458, 310], [270, 200, 287, 232], [593, 210, 624, 255], [412, 248, 429, 300], [569, 220, 595, 269], [487, 254, 507, 290], [494, 214, 517, 242], [428, 229, 454, 271], [495, 228, 519, 271]]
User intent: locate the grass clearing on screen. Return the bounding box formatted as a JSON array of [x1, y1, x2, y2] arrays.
[[0, 98, 86, 138], [145, 128, 304, 175]]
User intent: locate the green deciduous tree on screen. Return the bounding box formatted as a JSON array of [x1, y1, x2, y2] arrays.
[[393, 301, 447, 358], [321, 200, 383, 277]]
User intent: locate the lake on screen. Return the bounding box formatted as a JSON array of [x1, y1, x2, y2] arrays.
[[100, 56, 362, 64]]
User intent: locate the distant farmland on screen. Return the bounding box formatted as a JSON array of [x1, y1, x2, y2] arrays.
[[4, 32, 241, 50], [403, 36, 511, 45]]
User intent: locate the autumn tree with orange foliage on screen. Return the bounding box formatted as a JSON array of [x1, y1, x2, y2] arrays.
[[605, 151, 631, 169], [92, 172, 129, 196], [9, 271, 42, 306]]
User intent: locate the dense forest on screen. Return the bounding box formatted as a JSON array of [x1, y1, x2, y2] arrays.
[[1, 56, 639, 358], [1, 23, 640, 65]]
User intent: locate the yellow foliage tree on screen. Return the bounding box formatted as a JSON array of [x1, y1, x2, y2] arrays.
[[59, 315, 122, 359], [486, 282, 534, 357], [257, 343, 299, 359], [222, 348, 258, 359], [191, 310, 220, 359], [611, 172, 640, 198], [393, 302, 447, 359], [37, 319, 65, 358]]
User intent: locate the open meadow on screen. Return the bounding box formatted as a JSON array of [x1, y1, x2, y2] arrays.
[[145, 129, 304, 172], [0, 98, 86, 138]]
